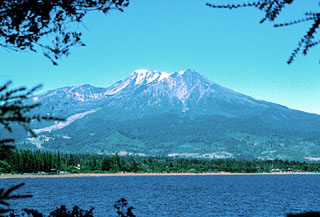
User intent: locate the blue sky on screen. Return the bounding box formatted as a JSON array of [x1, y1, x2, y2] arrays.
[[1, 0, 320, 114]]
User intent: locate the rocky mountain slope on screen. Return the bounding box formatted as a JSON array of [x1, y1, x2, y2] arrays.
[[9, 69, 320, 161]]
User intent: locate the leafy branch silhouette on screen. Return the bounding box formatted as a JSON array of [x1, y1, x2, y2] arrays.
[[0, 183, 32, 216], [206, 0, 320, 64], [0, 81, 64, 144], [0, 185, 135, 217], [114, 198, 135, 217], [0, 0, 129, 65]]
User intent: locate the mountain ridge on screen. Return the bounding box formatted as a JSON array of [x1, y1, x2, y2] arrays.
[[12, 69, 320, 161], [33, 69, 316, 116], [33, 69, 307, 117]]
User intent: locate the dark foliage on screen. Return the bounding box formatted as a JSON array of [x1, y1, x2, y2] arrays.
[[0, 183, 32, 216], [206, 0, 320, 64], [114, 198, 135, 217], [0, 81, 64, 151], [1, 192, 134, 217], [206, 0, 293, 22], [1, 147, 319, 174], [48, 205, 94, 217], [0, 81, 64, 176], [0, 0, 129, 65], [0, 81, 63, 137], [0, 81, 66, 217], [23, 209, 44, 217], [287, 212, 320, 217]]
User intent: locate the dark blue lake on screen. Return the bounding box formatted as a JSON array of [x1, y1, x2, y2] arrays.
[[1, 175, 320, 216]]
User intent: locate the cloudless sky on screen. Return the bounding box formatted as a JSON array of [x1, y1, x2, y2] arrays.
[[1, 0, 320, 114]]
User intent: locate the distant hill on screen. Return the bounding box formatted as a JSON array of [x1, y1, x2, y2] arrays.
[[9, 69, 320, 161]]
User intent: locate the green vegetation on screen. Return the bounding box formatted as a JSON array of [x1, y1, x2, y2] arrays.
[[1, 148, 319, 174], [18, 111, 320, 161]]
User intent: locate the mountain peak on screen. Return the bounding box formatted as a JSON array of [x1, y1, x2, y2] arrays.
[[133, 69, 159, 74], [132, 69, 154, 77], [131, 69, 159, 84], [25, 69, 320, 161], [178, 69, 197, 75], [131, 69, 201, 82], [104, 69, 212, 97], [130, 69, 170, 85]]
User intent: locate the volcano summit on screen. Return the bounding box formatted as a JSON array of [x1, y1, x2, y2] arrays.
[[12, 69, 320, 161]]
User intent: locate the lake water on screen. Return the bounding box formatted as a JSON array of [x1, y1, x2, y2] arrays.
[[1, 175, 320, 216]]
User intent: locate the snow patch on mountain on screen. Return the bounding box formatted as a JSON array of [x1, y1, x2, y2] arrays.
[[135, 70, 150, 84], [75, 92, 85, 102], [105, 70, 171, 96], [33, 109, 98, 134], [146, 73, 159, 83], [104, 79, 131, 95], [102, 69, 233, 110], [135, 69, 149, 74], [133, 70, 170, 85], [178, 70, 187, 75], [32, 69, 291, 118], [159, 72, 170, 80], [45, 90, 58, 97]]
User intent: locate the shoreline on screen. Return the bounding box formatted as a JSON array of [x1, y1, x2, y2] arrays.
[[1, 172, 319, 179]]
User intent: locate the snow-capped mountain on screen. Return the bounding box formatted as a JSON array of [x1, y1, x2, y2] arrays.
[[30, 68, 320, 126], [31, 84, 106, 117], [17, 69, 320, 160], [81, 69, 305, 119]]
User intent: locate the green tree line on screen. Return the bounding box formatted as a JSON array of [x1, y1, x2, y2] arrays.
[[1, 147, 319, 174]]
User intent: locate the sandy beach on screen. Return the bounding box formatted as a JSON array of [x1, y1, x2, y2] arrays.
[[0, 172, 319, 179]]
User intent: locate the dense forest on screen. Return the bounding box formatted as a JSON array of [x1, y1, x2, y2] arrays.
[[1, 147, 319, 174]]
